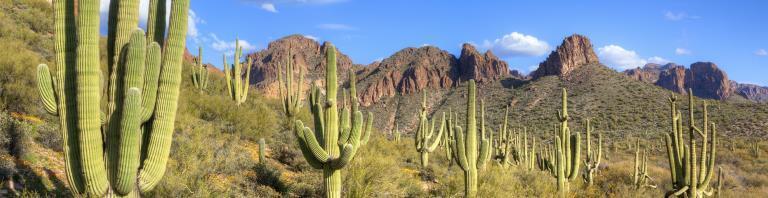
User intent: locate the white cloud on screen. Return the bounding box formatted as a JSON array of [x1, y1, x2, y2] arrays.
[[303, 35, 319, 41], [675, 48, 692, 55], [664, 11, 700, 21], [210, 34, 257, 56], [316, 23, 358, 31], [261, 3, 278, 13], [482, 32, 550, 57], [99, 0, 200, 39], [755, 49, 768, 56], [598, 45, 670, 70]]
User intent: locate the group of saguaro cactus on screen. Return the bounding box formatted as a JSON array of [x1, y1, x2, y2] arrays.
[[663, 89, 719, 197], [278, 50, 304, 118], [223, 39, 253, 106], [415, 91, 445, 168], [450, 80, 492, 198], [583, 119, 602, 185], [291, 43, 373, 198], [492, 108, 514, 168], [443, 110, 456, 164], [36, 0, 189, 196], [633, 139, 656, 189], [544, 88, 582, 196], [191, 47, 209, 91]]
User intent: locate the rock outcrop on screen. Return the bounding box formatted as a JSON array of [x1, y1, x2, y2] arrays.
[[458, 43, 510, 83], [531, 34, 599, 79], [732, 82, 768, 103], [623, 63, 683, 84], [655, 65, 689, 95], [245, 35, 359, 98], [684, 62, 731, 100]]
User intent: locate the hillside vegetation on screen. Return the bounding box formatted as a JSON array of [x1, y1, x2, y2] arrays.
[[0, 0, 766, 197]]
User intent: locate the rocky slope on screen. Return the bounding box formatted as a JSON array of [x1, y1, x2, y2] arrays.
[[531, 34, 599, 79]]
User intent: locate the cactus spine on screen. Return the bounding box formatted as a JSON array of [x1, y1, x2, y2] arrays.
[[292, 43, 372, 198], [583, 119, 602, 185], [279, 50, 304, 118], [36, 0, 188, 196], [547, 88, 581, 196], [191, 46, 208, 91], [415, 91, 445, 167], [223, 39, 252, 105], [664, 89, 718, 198], [633, 139, 656, 189], [450, 80, 492, 198]]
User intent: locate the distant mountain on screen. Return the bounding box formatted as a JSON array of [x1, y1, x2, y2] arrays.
[[623, 62, 768, 102], [531, 34, 600, 79]]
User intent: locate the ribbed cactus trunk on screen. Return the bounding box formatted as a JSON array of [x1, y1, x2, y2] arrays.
[[192, 47, 208, 92], [451, 80, 491, 198], [547, 88, 581, 197], [415, 91, 444, 168], [291, 43, 373, 198], [223, 40, 252, 106], [258, 138, 266, 164], [583, 119, 602, 186], [36, 0, 189, 196]]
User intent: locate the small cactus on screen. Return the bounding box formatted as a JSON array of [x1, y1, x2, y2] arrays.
[[191, 46, 208, 91], [633, 139, 656, 189], [583, 119, 602, 186], [258, 138, 267, 164], [223, 39, 252, 106]]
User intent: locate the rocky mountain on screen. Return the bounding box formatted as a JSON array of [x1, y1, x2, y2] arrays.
[[624, 63, 681, 83], [732, 82, 768, 103], [244, 35, 360, 98], [531, 34, 599, 79]]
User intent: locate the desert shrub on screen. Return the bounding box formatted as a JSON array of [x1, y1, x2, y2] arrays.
[[252, 163, 288, 193]]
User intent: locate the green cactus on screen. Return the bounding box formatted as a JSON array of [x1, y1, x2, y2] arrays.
[[191, 46, 208, 91], [583, 119, 602, 185], [450, 80, 492, 198], [259, 138, 267, 164], [223, 39, 252, 106], [663, 89, 719, 198], [633, 139, 656, 189], [443, 110, 456, 163], [751, 141, 761, 158], [36, 0, 188, 196], [279, 50, 304, 118], [492, 107, 513, 167], [393, 123, 401, 142], [415, 91, 445, 167], [544, 88, 581, 196], [292, 43, 372, 198]]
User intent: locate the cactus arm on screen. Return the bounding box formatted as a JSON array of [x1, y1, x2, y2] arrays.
[[454, 126, 469, 170], [294, 121, 324, 169], [140, 42, 161, 122], [701, 123, 717, 187], [114, 88, 142, 195], [426, 113, 445, 152], [555, 136, 565, 194], [360, 112, 373, 145], [477, 137, 491, 169], [37, 64, 59, 115], [146, 0, 166, 46], [223, 55, 232, 98], [332, 144, 357, 169], [137, 0, 189, 192], [241, 56, 252, 103], [568, 132, 581, 180], [301, 127, 331, 163]]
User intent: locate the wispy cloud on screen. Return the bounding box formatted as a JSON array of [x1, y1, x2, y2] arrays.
[[481, 32, 550, 57], [260, 3, 278, 13], [755, 49, 768, 56], [675, 48, 692, 55], [316, 23, 358, 31], [664, 11, 701, 21], [210, 34, 257, 56], [598, 45, 669, 70], [303, 35, 319, 41]]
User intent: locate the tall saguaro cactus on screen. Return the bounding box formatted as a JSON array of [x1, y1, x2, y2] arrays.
[[223, 39, 253, 105], [415, 91, 445, 167], [191, 47, 208, 91], [292, 43, 372, 198], [451, 80, 492, 198], [633, 139, 656, 189], [279, 50, 304, 118], [663, 90, 718, 198], [546, 88, 581, 196], [36, 0, 189, 196], [583, 119, 602, 185], [443, 110, 456, 163]]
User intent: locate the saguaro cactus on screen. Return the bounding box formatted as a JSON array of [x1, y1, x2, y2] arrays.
[[393, 123, 402, 142], [279, 50, 304, 118], [633, 139, 656, 189], [292, 43, 372, 198], [583, 119, 602, 185], [191, 46, 208, 91], [258, 138, 267, 164], [663, 90, 718, 198], [545, 88, 581, 196], [415, 91, 445, 167], [443, 110, 456, 163], [450, 80, 492, 198], [223, 39, 252, 106], [36, 0, 189, 196]]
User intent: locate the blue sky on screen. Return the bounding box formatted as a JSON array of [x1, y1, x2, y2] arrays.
[[103, 0, 768, 86]]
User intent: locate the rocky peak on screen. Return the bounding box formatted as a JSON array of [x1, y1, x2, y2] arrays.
[[732, 82, 768, 103], [458, 43, 510, 83], [685, 62, 731, 100], [624, 63, 683, 83], [246, 35, 358, 98], [531, 34, 599, 79], [655, 65, 688, 94]]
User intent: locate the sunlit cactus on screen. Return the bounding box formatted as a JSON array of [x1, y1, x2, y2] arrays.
[[279, 49, 303, 118], [633, 139, 656, 189], [35, 0, 189, 196], [450, 80, 492, 198], [544, 88, 581, 196], [259, 138, 267, 164], [292, 43, 373, 198], [223, 39, 252, 106], [191, 46, 208, 92], [664, 89, 719, 198], [415, 91, 445, 167], [583, 119, 602, 185]]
